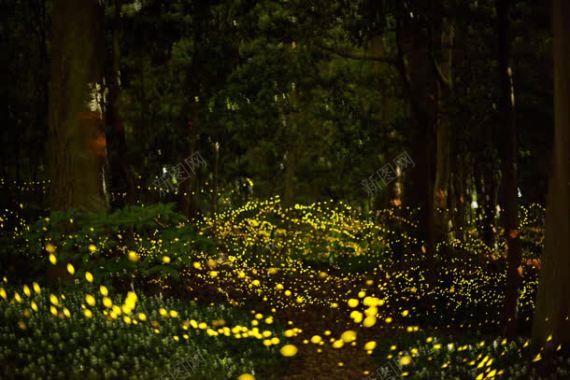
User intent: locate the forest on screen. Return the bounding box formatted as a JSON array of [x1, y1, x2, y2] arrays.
[[0, 0, 568, 379]]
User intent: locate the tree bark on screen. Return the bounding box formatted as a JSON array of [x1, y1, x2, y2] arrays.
[[395, 18, 438, 285], [532, 0, 570, 348], [433, 17, 454, 245], [48, 0, 109, 212], [451, 155, 466, 241], [212, 141, 220, 214], [496, 0, 522, 338], [481, 163, 498, 249]]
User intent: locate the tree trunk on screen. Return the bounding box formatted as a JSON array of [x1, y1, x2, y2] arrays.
[[177, 107, 199, 218], [396, 18, 438, 285], [496, 0, 522, 338], [451, 155, 466, 241], [47, 0, 109, 212], [282, 93, 298, 208], [212, 141, 220, 214], [106, 0, 134, 207], [481, 163, 498, 249], [532, 0, 570, 348], [369, 36, 403, 209], [433, 17, 454, 245], [283, 148, 296, 207]]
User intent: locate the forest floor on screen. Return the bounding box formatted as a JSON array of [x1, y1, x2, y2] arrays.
[[0, 199, 566, 379]]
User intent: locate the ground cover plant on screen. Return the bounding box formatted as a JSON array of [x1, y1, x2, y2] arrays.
[[0, 200, 565, 379]]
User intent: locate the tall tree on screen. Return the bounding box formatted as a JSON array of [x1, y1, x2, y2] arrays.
[[47, 0, 109, 212], [496, 0, 522, 338], [176, 0, 211, 218], [106, 0, 135, 207], [532, 0, 570, 347], [433, 15, 454, 245], [395, 12, 438, 285]]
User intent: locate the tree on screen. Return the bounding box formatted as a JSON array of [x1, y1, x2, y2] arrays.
[[47, 0, 109, 212], [105, 0, 135, 207], [432, 14, 454, 247], [496, 0, 523, 338], [394, 9, 438, 285], [532, 0, 570, 347]]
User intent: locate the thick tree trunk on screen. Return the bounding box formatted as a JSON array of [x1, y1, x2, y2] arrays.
[[396, 19, 438, 285], [48, 0, 109, 212], [496, 0, 522, 338], [370, 36, 401, 209], [532, 0, 570, 348]]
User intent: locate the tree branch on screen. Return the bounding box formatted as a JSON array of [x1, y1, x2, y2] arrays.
[[315, 42, 398, 65], [430, 52, 452, 89]]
